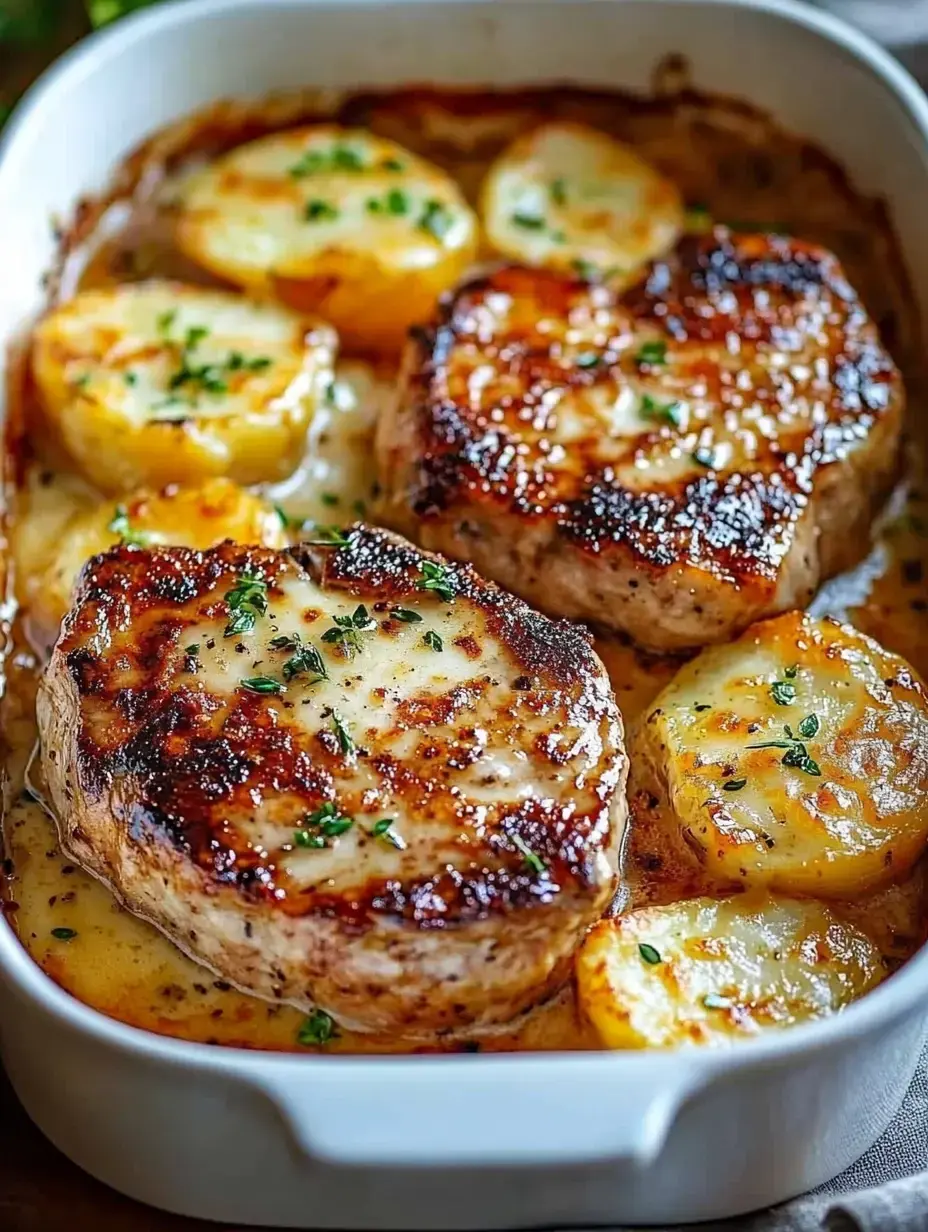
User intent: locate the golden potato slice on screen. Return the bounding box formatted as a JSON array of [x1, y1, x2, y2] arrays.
[[31, 282, 336, 494], [632, 612, 928, 899], [480, 121, 683, 282], [27, 479, 286, 649], [175, 126, 479, 354], [576, 895, 885, 1049]]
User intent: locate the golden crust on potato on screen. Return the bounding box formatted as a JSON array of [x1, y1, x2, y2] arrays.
[[631, 612, 928, 899], [576, 894, 886, 1049], [175, 125, 479, 354], [31, 281, 336, 493], [480, 121, 683, 282]]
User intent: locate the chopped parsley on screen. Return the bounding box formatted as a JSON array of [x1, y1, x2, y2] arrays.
[[382, 156, 405, 172], [549, 177, 568, 206], [157, 319, 271, 407], [297, 1009, 338, 1047], [370, 818, 406, 850], [241, 676, 284, 695], [511, 210, 546, 230], [638, 942, 661, 965], [636, 340, 667, 366], [748, 716, 822, 777], [641, 395, 682, 429], [321, 605, 375, 658], [784, 664, 799, 679], [185, 644, 200, 657], [419, 199, 454, 241], [331, 712, 354, 757], [294, 801, 354, 848], [223, 571, 268, 638], [423, 630, 443, 652], [510, 832, 546, 875], [770, 680, 796, 707], [289, 145, 364, 178], [571, 258, 599, 280], [51, 927, 77, 941], [367, 188, 410, 216], [320, 492, 340, 507], [416, 560, 456, 603], [305, 199, 339, 222], [108, 505, 154, 548], [723, 778, 747, 792], [124, 370, 138, 386], [392, 608, 422, 623]]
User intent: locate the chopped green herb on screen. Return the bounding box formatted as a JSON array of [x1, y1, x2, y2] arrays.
[[694, 703, 711, 712], [107, 505, 153, 548], [393, 608, 422, 623], [297, 1009, 338, 1046], [283, 642, 328, 684], [571, 257, 599, 280], [784, 664, 799, 680], [641, 394, 682, 429], [416, 560, 456, 603], [424, 630, 443, 652], [290, 145, 364, 179], [419, 199, 454, 240], [770, 681, 796, 707], [241, 676, 284, 695], [636, 340, 667, 366], [370, 817, 406, 849], [295, 801, 354, 846], [124, 371, 138, 386], [511, 210, 546, 230], [320, 492, 340, 508], [748, 717, 822, 777], [383, 157, 405, 172], [331, 712, 354, 757], [185, 644, 200, 657], [510, 832, 546, 875], [638, 942, 662, 965], [723, 778, 747, 792], [549, 177, 567, 206], [321, 605, 375, 658], [51, 927, 77, 941], [368, 187, 411, 216], [331, 145, 364, 170], [306, 526, 351, 548], [223, 571, 268, 638], [156, 309, 177, 337], [703, 993, 733, 1010], [305, 199, 339, 222], [185, 324, 209, 350]]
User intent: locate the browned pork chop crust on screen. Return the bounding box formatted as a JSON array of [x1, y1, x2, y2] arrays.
[[37, 527, 627, 1037], [376, 229, 903, 651]]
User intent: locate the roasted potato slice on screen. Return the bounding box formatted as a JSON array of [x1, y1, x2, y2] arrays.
[[175, 126, 479, 354], [480, 121, 683, 282], [631, 612, 928, 899], [26, 479, 287, 650], [576, 894, 886, 1049], [31, 282, 336, 494]]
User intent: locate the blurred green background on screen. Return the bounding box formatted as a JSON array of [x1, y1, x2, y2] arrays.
[[0, 0, 165, 123]]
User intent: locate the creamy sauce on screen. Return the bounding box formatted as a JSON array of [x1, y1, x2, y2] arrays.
[[3, 86, 926, 1054]]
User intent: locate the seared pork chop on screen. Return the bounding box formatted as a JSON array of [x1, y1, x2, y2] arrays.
[[37, 527, 627, 1038], [376, 229, 903, 652]]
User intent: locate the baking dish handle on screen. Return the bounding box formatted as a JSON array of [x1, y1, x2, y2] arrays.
[[252, 1055, 706, 1167]]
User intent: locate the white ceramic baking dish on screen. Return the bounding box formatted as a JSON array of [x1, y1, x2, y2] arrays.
[[2, 0, 928, 1227]]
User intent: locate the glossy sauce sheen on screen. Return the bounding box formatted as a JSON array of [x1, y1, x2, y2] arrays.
[[3, 86, 927, 1053]]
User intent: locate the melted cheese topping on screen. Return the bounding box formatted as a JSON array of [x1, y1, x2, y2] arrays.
[[31, 282, 336, 493], [176, 125, 479, 353], [481, 121, 683, 282], [633, 611, 928, 898], [576, 894, 886, 1048]]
